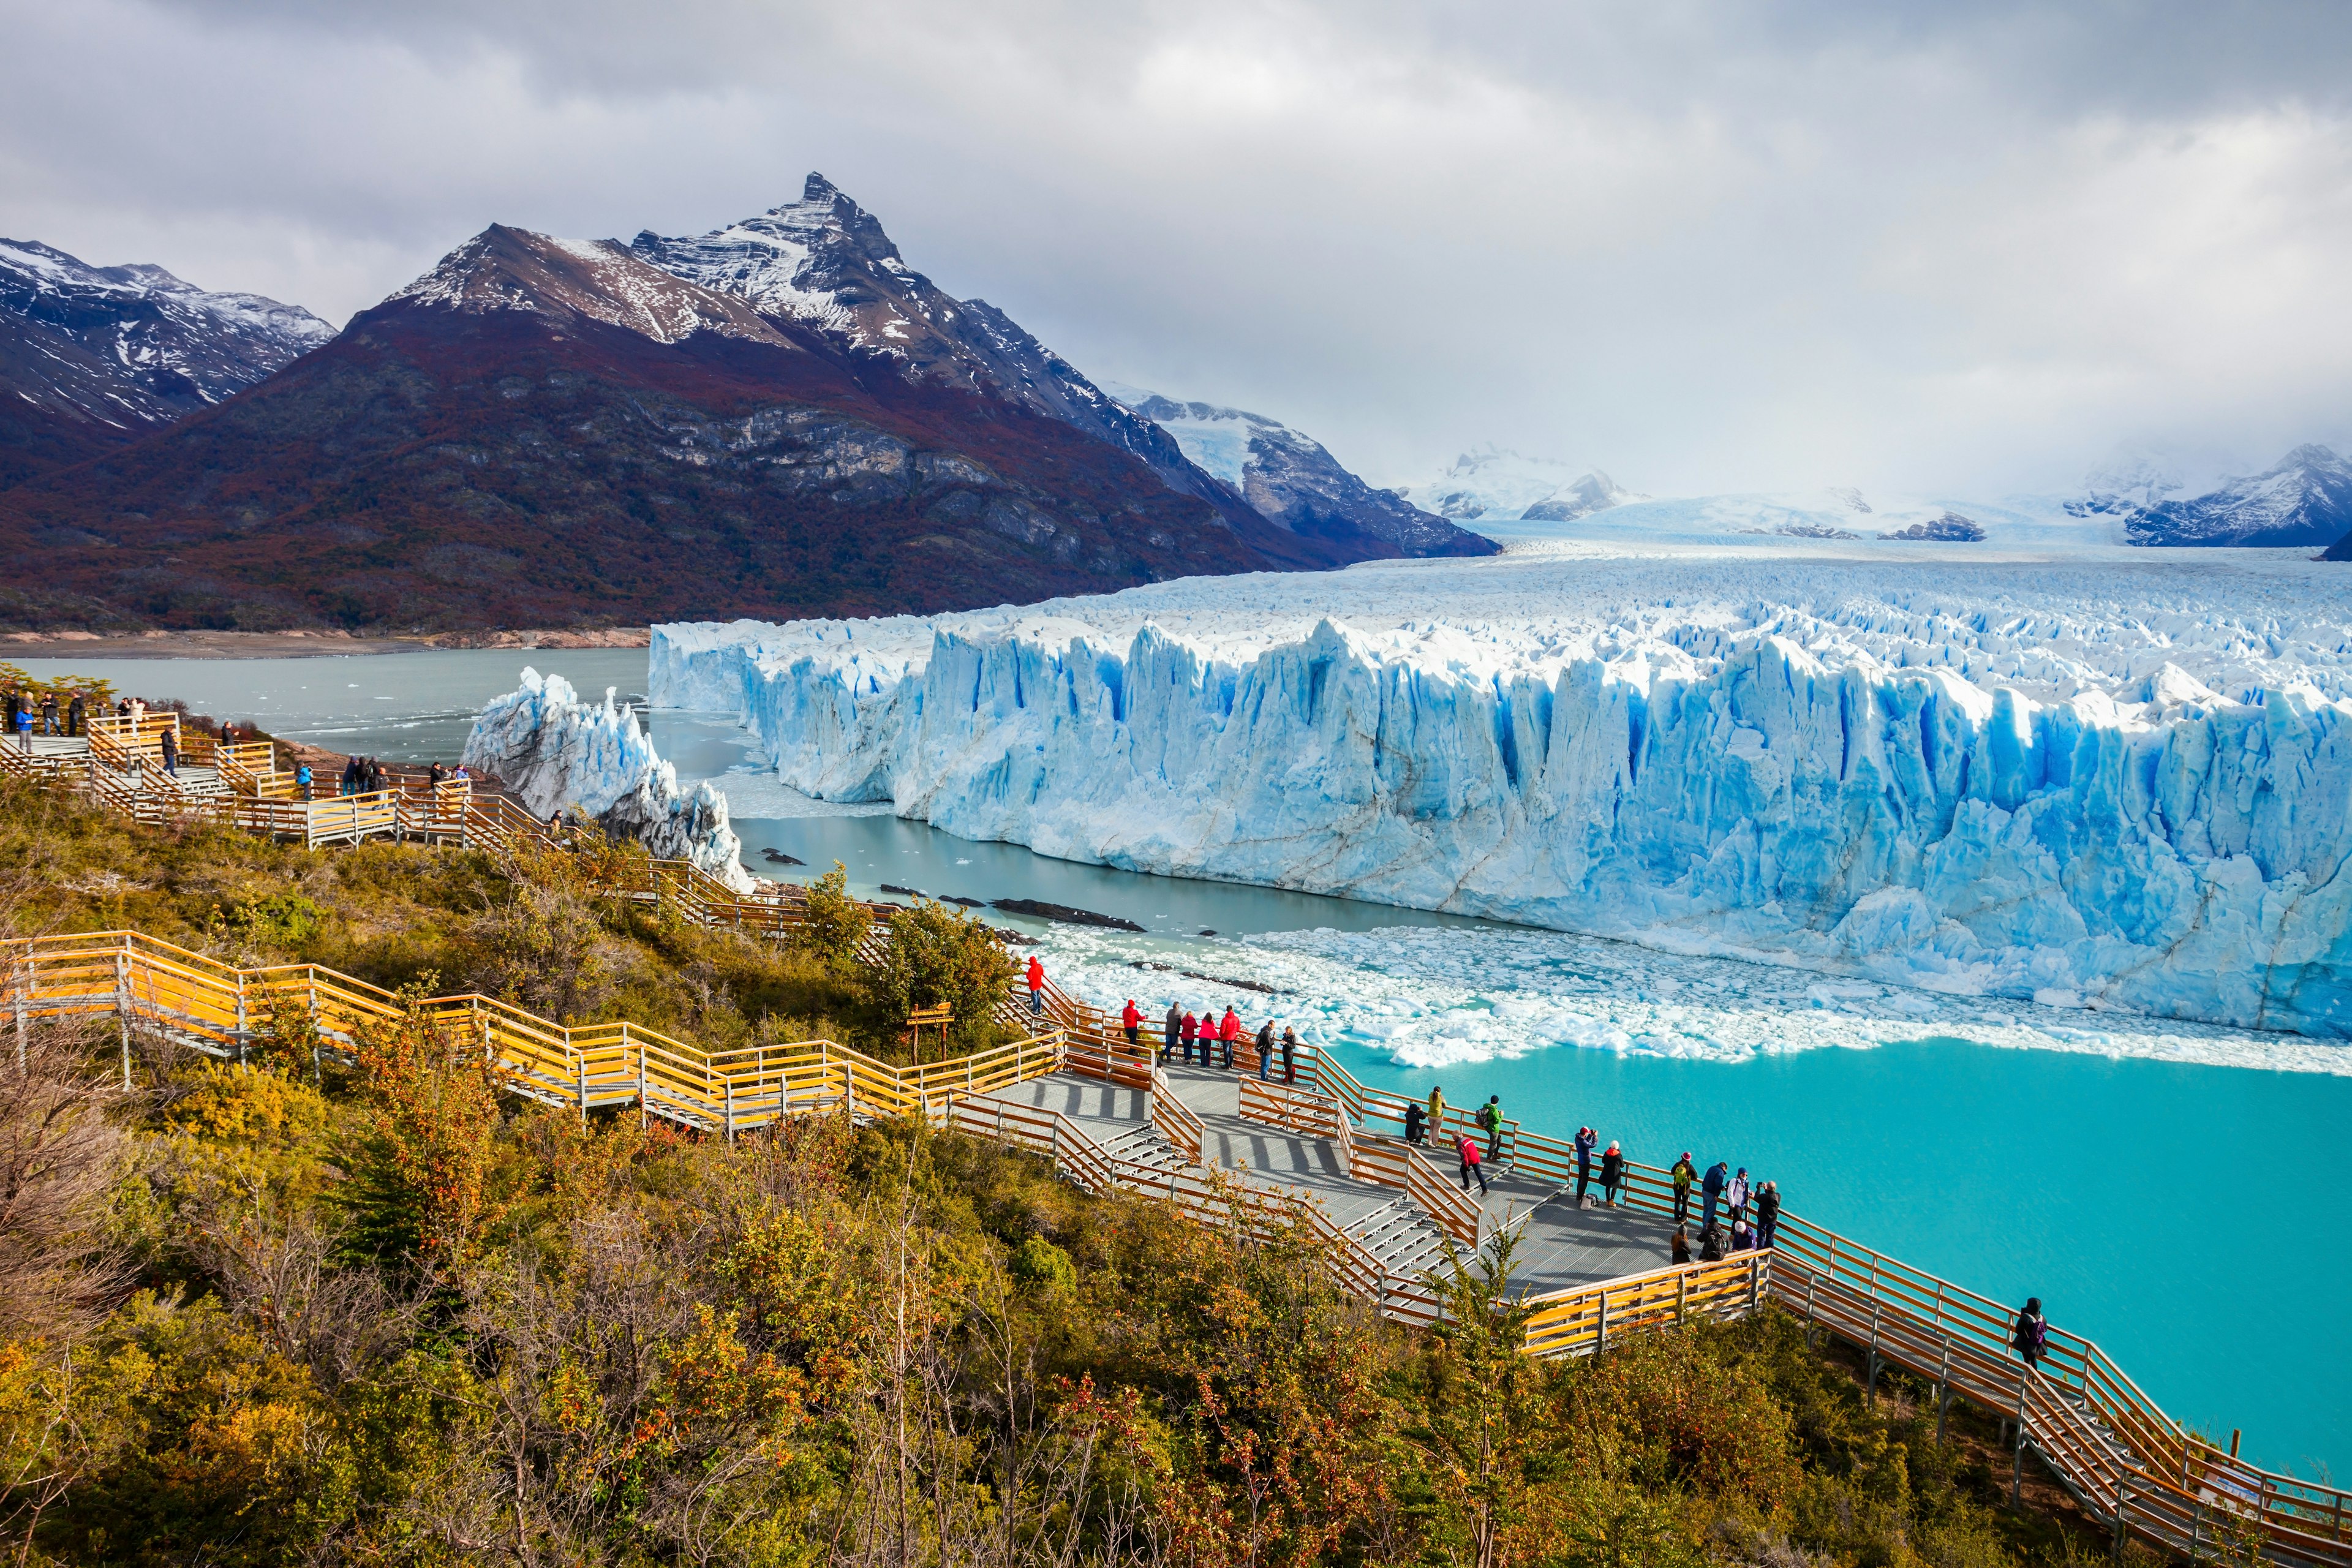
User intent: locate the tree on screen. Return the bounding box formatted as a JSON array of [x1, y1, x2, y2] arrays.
[[338, 994, 505, 1269], [862, 900, 1015, 1049], [790, 862, 872, 976]]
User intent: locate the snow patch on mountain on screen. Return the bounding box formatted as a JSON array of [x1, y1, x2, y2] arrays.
[[388, 227, 792, 349], [2124, 446, 2352, 549], [652, 541, 2352, 1047], [463, 668, 753, 891]]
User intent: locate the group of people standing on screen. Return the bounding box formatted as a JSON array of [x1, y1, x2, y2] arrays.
[[1400, 1085, 1510, 1194], [3, 686, 94, 748], [1666, 1153, 1782, 1262], [1123, 997, 1305, 1085]]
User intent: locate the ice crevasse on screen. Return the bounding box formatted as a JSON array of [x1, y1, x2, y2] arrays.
[[463, 668, 754, 893], [652, 617, 2352, 1038]]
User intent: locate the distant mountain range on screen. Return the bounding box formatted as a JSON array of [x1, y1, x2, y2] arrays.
[[0, 176, 1483, 633], [1393, 447, 1646, 524], [2095, 445, 2352, 548], [0, 239, 331, 487]]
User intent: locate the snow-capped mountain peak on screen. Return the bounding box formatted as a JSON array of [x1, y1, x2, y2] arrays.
[[0, 236, 332, 438], [2122, 444, 2352, 548], [1110, 388, 1497, 558], [1396, 445, 1645, 522], [387, 225, 794, 349]]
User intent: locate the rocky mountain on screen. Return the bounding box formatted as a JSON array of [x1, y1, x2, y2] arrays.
[[1395, 445, 1643, 523], [1108, 388, 1494, 558], [627, 176, 1221, 508], [0, 239, 332, 484], [2123, 445, 2352, 548], [0, 223, 1365, 632]]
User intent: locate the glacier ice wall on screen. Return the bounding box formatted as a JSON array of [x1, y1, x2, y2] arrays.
[[652, 592, 2352, 1038], [464, 668, 753, 892]]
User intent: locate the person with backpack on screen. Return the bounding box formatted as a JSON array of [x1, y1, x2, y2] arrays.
[[1670, 1152, 1697, 1226], [1754, 1181, 1782, 1249], [1255, 1018, 1275, 1080], [2013, 1298, 2048, 1371], [1574, 1126, 1597, 1202], [1163, 1002, 1182, 1063], [1702, 1160, 1729, 1232], [1403, 1099, 1426, 1145], [1698, 1223, 1725, 1262], [1456, 1132, 1489, 1196], [1280, 1026, 1298, 1084], [1025, 956, 1046, 1016], [1600, 1140, 1624, 1205], [1477, 1095, 1502, 1161], [296, 763, 313, 802], [1121, 999, 1142, 1047]]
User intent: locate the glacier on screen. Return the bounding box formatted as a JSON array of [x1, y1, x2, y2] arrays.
[[463, 668, 754, 892], [650, 541, 2352, 1041]]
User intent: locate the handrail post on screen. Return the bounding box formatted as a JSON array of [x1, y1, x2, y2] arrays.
[[116, 935, 132, 1090], [576, 1049, 587, 1128]]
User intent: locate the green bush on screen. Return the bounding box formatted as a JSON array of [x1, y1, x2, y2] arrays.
[[790, 861, 872, 974], [862, 898, 1015, 1047]]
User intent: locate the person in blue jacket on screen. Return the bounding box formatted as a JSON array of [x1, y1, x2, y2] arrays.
[[1702, 1159, 1730, 1233]]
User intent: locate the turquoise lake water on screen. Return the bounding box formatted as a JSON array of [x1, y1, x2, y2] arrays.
[[1327, 1036, 2350, 1478], [19, 647, 2346, 1476]]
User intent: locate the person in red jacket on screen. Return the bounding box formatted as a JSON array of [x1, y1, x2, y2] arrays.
[[1180, 1009, 1199, 1065], [1457, 1133, 1489, 1196], [1217, 1005, 1240, 1069], [1121, 998, 1142, 1046], [1026, 956, 1046, 1016]]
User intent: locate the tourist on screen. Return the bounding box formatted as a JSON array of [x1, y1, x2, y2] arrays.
[[1670, 1152, 1696, 1225], [1253, 1017, 1274, 1079], [1162, 1001, 1181, 1063], [1698, 1223, 1725, 1262], [340, 756, 356, 796], [2013, 1298, 2048, 1372], [1025, 954, 1046, 1015], [1728, 1166, 1751, 1223], [1755, 1181, 1781, 1249], [1672, 1226, 1692, 1264], [1280, 1025, 1298, 1084], [1427, 1085, 1447, 1143], [429, 760, 447, 786], [1180, 1008, 1198, 1065], [1702, 1159, 1729, 1232], [1478, 1095, 1502, 1161], [1574, 1126, 1597, 1202], [1218, 1005, 1240, 1068], [1403, 1098, 1426, 1145], [296, 763, 313, 802], [1600, 1140, 1624, 1205], [40, 693, 57, 736], [11, 701, 30, 753], [1121, 998, 1142, 1047], [1731, 1217, 1753, 1251], [66, 693, 85, 736], [1457, 1132, 1489, 1197], [159, 726, 178, 777]]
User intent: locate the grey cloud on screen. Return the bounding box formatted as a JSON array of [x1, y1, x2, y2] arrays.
[[5, 0, 2349, 497]]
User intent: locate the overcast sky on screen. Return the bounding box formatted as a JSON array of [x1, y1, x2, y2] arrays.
[[5, 0, 2349, 496]]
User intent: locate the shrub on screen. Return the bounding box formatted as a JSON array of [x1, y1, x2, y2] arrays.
[[790, 862, 872, 975], [862, 899, 1015, 1047]]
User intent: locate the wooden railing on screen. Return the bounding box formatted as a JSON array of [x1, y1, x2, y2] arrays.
[[1149, 1064, 1205, 1163], [1, 929, 1061, 1136], [1522, 1253, 1769, 1359], [1236, 1076, 1346, 1140]]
